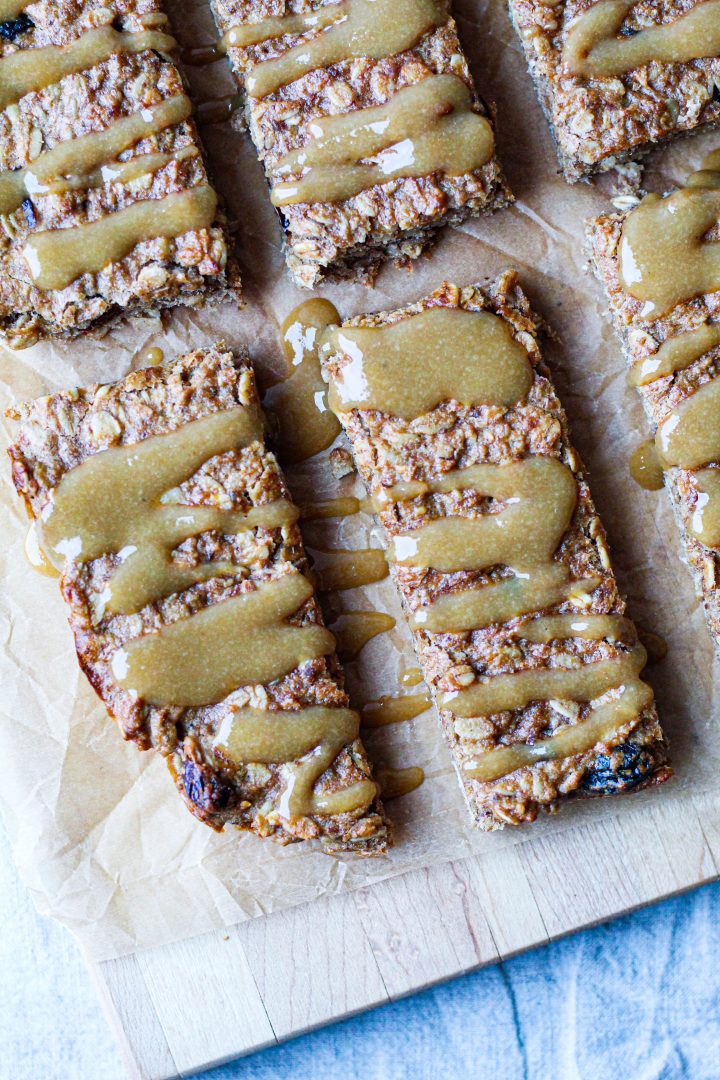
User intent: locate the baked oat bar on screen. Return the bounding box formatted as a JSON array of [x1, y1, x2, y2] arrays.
[[0, 0, 239, 348], [508, 0, 720, 182], [320, 272, 670, 829], [8, 346, 386, 851], [589, 149, 720, 652], [209, 0, 512, 288]]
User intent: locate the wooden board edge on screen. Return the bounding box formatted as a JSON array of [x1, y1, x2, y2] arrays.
[[87, 952, 179, 1080], [90, 790, 720, 1079], [134, 930, 277, 1077]]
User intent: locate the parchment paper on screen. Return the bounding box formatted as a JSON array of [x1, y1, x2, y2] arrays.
[[0, 0, 718, 963]]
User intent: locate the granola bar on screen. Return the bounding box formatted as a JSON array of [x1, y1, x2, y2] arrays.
[[8, 346, 386, 851], [508, 0, 720, 182], [321, 272, 670, 829], [209, 0, 512, 288], [588, 151, 720, 652], [0, 0, 239, 349]]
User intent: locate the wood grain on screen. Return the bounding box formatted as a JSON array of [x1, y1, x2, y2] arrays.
[[136, 932, 275, 1077], [239, 891, 388, 1038], [92, 791, 719, 1080]]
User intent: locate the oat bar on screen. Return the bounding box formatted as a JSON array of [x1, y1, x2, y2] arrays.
[[508, 0, 720, 182], [321, 272, 670, 829], [209, 0, 512, 288], [589, 150, 720, 652], [0, 1, 239, 348], [8, 347, 386, 850]]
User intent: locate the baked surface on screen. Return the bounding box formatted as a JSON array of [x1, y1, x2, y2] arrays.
[[209, 0, 512, 287], [8, 347, 386, 851], [0, 0, 239, 348], [322, 272, 671, 829], [589, 205, 720, 653], [508, 0, 720, 181]]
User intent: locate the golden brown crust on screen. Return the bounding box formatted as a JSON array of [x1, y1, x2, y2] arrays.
[[209, 0, 512, 286], [322, 271, 670, 829], [8, 346, 387, 851], [508, 0, 720, 181]]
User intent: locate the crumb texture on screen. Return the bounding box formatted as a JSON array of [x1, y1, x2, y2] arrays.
[[0, 0, 238, 348], [508, 0, 720, 179], [210, 0, 511, 286]]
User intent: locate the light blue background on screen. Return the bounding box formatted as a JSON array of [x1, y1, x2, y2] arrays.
[[2, 820, 719, 1080]]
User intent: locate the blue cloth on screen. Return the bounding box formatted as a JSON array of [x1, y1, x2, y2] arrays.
[[2, 816, 719, 1080], [198, 882, 720, 1080]]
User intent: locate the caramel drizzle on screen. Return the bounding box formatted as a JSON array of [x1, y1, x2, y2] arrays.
[[24, 184, 217, 291], [271, 75, 493, 207], [410, 566, 602, 633], [312, 546, 388, 592], [629, 440, 664, 492], [361, 692, 432, 728], [0, 27, 209, 292], [214, 705, 375, 817], [24, 521, 59, 577], [300, 496, 361, 521], [464, 681, 653, 783], [563, 0, 720, 79], [389, 459, 578, 573], [0, 94, 192, 215], [633, 369, 720, 541], [224, 0, 447, 99], [40, 403, 373, 818], [401, 666, 424, 687], [376, 764, 425, 800], [0, 27, 176, 111], [619, 154, 720, 320], [654, 376, 720, 546], [629, 324, 720, 387], [389, 462, 651, 751], [444, 643, 647, 718], [111, 573, 335, 706], [39, 408, 289, 615], [656, 377, 720, 471], [325, 307, 533, 418], [329, 610, 395, 661], [36, 146, 197, 198], [620, 155, 720, 548], [691, 468, 720, 546], [516, 613, 637, 645], [264, 299, 341, 464], [143, 347, 164, 367], [324, 304, 654, 781], [0, 1, 29, 21]]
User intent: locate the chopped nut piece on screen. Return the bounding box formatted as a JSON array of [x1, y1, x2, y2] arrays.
[[329, 446, 356, 478]]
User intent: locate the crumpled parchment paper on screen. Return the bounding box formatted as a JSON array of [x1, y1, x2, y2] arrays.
[[0, 0, 718, 962]]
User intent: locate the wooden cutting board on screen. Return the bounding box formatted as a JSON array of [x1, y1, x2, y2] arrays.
[[90, 787, 719, 1080]]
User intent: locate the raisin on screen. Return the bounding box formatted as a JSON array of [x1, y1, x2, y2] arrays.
[[581, 742, 656, 795], [0, 14, 33, 40], [21, 198, 36, 228], [183, 759, 231, 812]]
